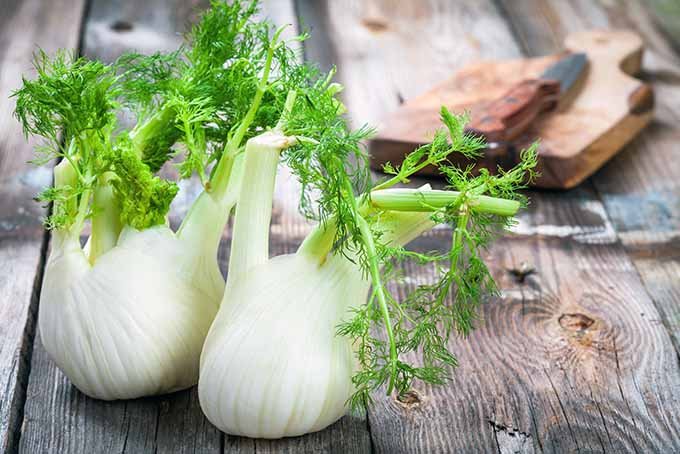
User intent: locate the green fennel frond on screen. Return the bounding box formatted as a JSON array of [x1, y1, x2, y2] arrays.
[[13, 51, 121, 231], [331, 108, 538, 409], [35, 182, 82, 231], [282, 68, 373, 254], [116, 50, 183, 112], [376, 108, 486, 190], [14, 50, 119, 153], [107, 140, 179, 230], [172, 96, 215, 185], [16, 0, 319, 234], [115, 0, 313, 188]]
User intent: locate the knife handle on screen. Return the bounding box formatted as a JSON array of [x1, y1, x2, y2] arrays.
[[465, 79, 561, 144]]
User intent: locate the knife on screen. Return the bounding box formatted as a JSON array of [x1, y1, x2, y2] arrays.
[[464, 52, 588, 147], [369, 52, 588, 174]]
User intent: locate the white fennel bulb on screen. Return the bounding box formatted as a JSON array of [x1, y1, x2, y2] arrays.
[[199, 130, 435, 437], [36, 156, 242, 400], [197, 99, 531, 437], [40, 225, 221, 400], [199, 253, 363, 437]]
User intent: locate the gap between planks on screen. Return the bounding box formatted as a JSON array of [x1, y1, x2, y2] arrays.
[[9, 0, 97, 446], [0, 0, 88, 452]]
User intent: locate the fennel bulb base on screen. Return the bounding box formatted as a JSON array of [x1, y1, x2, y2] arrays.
[[199, 253, 369, 438], [39, 226, 222, 401]]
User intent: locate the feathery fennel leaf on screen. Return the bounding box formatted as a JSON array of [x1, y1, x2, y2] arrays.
[[299, 107, 538, 408], [15, 0, 318, 233]]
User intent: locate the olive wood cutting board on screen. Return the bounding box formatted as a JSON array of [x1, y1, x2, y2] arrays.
[[369, 30, 654, 189]]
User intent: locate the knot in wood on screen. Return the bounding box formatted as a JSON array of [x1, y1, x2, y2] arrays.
[[558, 312, 595, 331], [110, 20, 134, 32], [507, 262, 535, 284], [361, 17, 389, 33], [396, 390, 421, 408]]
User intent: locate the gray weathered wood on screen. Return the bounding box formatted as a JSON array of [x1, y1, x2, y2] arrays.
[[0, 0, 86, 452], [497, 0, 680, 386], [82, 0, 207, 62], [14, 0, 680, 452], [18, 1, 371, 453], [296, 0, 680, 452]]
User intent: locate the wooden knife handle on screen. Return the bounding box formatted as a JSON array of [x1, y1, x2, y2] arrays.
[[465, 79, 561, 144]]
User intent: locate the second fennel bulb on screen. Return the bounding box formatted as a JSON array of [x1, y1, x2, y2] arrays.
[[197, 102, 533, 437], [198, 253, 363, 437], [198, 130, 434, 437]]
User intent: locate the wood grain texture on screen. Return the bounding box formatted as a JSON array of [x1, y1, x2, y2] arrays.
[[497, 0, 680, 391], [0, 0, 86, 452], [12, 0, 680, 452], [18, 1, 371, 453], [370, 193, 680, 452], [297, 0, 516, 128], [82, 0, 207, 62], [296, 0, 680, 452]]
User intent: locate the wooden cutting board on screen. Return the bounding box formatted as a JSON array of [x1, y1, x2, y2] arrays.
[[369, 30, 654, 189]]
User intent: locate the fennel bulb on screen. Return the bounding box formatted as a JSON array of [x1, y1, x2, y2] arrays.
[[199, 217, 434, 436], [36, 156, 241, 400], [16, 0, 314, 400], [198, 129, 434, 437], [199, 99, 536, 437], [40, 226, 221, 399], [199, 253, 362, 437]]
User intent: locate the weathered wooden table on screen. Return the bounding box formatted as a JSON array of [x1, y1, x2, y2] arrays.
[[1, 0, 679, 452]]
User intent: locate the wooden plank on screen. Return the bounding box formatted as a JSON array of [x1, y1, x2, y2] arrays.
[[297, 0, 515, 129], [18, 1, 371, 453], [82, 0, 206, 62], [646, 0, 680, 49], [296, 0, 680, 451], [496, 0, 680, 386], [0, 0, 86, 452]]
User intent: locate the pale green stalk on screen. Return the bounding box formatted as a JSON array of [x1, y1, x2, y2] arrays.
[[129, 104, 176, 153], [52, 158, 77, 238], [89, 172, 123, 264], [226, 90, 298, 286], [178, 25, 288, 250], [298, 187, 520, 262], [369, 189, 519, 216], [226, 136, 285, 287]]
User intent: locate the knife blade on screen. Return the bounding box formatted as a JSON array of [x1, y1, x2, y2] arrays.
[[465, 52, 588, 146]]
